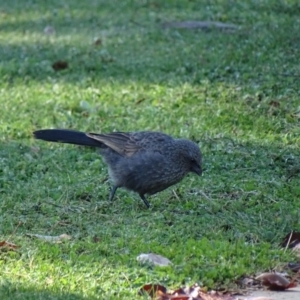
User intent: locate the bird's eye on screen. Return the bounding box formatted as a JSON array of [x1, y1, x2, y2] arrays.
[[191, 159, 196, 163]]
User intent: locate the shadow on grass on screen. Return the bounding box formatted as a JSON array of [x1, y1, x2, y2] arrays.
[[1, 0, 300, 87], [0, 281, 94, 300]]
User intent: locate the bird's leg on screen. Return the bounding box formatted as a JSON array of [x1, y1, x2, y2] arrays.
[[109, 186, 118, 201], [139, 194, 151, 208]]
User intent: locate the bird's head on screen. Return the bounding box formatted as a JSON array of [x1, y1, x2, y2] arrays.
[[177, 139, 202, 176]]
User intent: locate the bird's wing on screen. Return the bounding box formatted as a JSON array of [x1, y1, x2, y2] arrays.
[[86, 132, 142, 157]]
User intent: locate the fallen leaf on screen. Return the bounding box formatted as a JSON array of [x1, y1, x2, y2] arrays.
[[0, 240, 19, 250], [137, 253, 172, 266], [287, 282, 297, 288], [52, 60, 68, 71], [197, 290, 235, 300], [281, 231, 300, 248], [172, 284, 201, 298], [26, 233, 71, 243], [139, 284, 167, 298], [139, 283, 236, 300], [292, 243, 300, 258], [256, 272, 297, 290]]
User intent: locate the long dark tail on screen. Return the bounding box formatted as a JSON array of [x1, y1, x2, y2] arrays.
[[33, 129, 103, 147]]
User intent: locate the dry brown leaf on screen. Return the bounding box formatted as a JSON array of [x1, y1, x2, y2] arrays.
[[137, 253, 172, 266], [256, 272, 297, 290], [292, 243, 300, 258], [139, 284, 167, 298], [139, 283, 235, 300], [169, 296, 189, 300], [198, 290, 235, 300], [172, 284, 201, 298], [26, 233, 71, 243], [281, 231, 300, 248], [0, 240, 19, 250]]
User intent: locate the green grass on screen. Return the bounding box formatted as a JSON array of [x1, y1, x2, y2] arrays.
[[1, 0, 300, 299]]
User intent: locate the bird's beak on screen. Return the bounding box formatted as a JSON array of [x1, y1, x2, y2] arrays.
[[191, 164, 202, 176]]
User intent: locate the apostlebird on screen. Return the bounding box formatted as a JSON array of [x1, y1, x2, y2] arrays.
[[33, 129, 202, 208]]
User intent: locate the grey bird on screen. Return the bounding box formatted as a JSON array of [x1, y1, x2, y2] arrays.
[[33, 129, 202, 208]]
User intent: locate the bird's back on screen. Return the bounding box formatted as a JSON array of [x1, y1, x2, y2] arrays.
[[89, 131, 175, 157]]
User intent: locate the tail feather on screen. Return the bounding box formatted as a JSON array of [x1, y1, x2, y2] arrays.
[[33, 129, 103, 147]]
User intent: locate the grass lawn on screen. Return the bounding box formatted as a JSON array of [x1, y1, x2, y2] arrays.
[[1, 0, 300, 299]]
